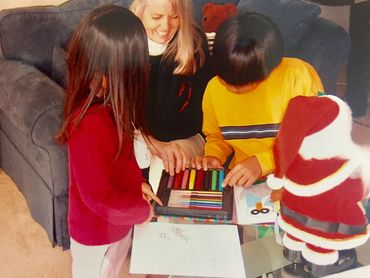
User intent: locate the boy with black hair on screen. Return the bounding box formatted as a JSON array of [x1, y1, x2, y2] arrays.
[[192, 12, 323, 188]]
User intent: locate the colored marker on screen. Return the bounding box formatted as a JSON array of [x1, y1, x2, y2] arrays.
[[211, 170, 217, 191], [195, 170, 205, 190], [173, 171, 183, 189], [203, 170, 210, 190], [218, 170, 225, 191], [167, 174, 174, 189], [181, 169, 190, 189], [188, 169, 196, 190]]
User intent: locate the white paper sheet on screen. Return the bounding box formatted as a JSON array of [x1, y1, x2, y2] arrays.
[[234, 182, 277, 225], [130, 222, 245, 277], [325, 264, 370, 277]]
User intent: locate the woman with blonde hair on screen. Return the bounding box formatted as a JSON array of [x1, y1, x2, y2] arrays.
[[130, 0, 213, 177]]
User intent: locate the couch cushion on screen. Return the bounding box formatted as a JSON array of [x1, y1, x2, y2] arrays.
[[52, 46, 68, 87], [57, 0, 131, 47], [0, 0, 131, 78], [192, 0, 239, 26], [0, 6, 70, 77], [238, 0, 321, 51]]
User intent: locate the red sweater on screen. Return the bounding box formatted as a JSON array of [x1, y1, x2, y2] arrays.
[[67, 103, 150, 245]]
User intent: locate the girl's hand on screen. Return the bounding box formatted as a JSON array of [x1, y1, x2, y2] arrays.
[[148, 136, 187, 176], [222, 156, 262, 188], [142, 182, 163, 206], [190, 155, 222, 170], [138, 183, 162, 226]]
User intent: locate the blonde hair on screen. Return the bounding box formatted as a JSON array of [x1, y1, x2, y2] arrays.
[[130, 0, 205, 75]]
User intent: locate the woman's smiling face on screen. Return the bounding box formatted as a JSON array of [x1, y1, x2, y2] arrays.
[[141, 0, 180, 44]]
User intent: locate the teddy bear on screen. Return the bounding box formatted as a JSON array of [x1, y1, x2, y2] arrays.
[[267, 95, 370, 277], [202, 3, 238, 33], [201, 3, 237, 53]]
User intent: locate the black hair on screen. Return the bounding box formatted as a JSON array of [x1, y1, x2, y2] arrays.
[[213, 12, 284, 86]]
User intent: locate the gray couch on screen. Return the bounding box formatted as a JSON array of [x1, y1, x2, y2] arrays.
[[0, 0, 350, 249]]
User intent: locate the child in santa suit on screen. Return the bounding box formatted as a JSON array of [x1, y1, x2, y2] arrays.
[[267, 95, 370, 276]]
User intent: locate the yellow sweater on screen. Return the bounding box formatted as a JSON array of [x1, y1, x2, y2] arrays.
[[202, 57, 324, 176]]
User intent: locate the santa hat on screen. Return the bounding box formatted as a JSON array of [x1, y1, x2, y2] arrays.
[[275, 95, 340, 177], [267, 95, 360, 192]]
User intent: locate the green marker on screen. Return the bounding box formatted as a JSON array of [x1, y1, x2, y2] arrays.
[[211, 170, 217, 191]]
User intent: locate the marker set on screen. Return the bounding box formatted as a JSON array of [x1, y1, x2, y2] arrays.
[[154, 168, 233, 220]]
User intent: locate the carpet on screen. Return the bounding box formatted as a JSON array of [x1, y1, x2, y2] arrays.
[[0, 169, 145, 278]]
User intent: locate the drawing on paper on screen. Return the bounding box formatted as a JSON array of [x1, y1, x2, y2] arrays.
[[158, 226, 190, 243], [234, 181, 277, 225], [130, 222, 246, 277]]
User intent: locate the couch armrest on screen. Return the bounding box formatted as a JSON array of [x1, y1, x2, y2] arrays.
[[0, 59, 68, 195], [32, 103, 68, 197], [0, 60, 64, 135]]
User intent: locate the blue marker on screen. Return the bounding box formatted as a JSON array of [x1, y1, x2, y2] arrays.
[[218, 169, 225, 191]]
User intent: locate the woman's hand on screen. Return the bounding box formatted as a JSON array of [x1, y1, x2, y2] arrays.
[[142, 182, 163, 206], [222, 156, 262, 188], [190, 155, 222, 170], [148, 136, 187, 176]]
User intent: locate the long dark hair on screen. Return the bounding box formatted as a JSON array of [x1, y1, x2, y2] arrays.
[[57, 4, 149, 155], [213, 12, 284, 86]]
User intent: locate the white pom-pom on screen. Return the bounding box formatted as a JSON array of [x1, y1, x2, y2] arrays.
[[266, 174, 284, 190]]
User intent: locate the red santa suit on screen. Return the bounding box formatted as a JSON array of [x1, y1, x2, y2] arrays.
[[267, 95, 370, 267]]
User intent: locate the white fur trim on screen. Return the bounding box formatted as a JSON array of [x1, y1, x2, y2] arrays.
[[302, 246, 338, 265], [299, 95, 355, 160], [281, 157, 361, 197], [278, 215, 370, 250], [283, 233, 305, 251], [266, 174, 284, 190]]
